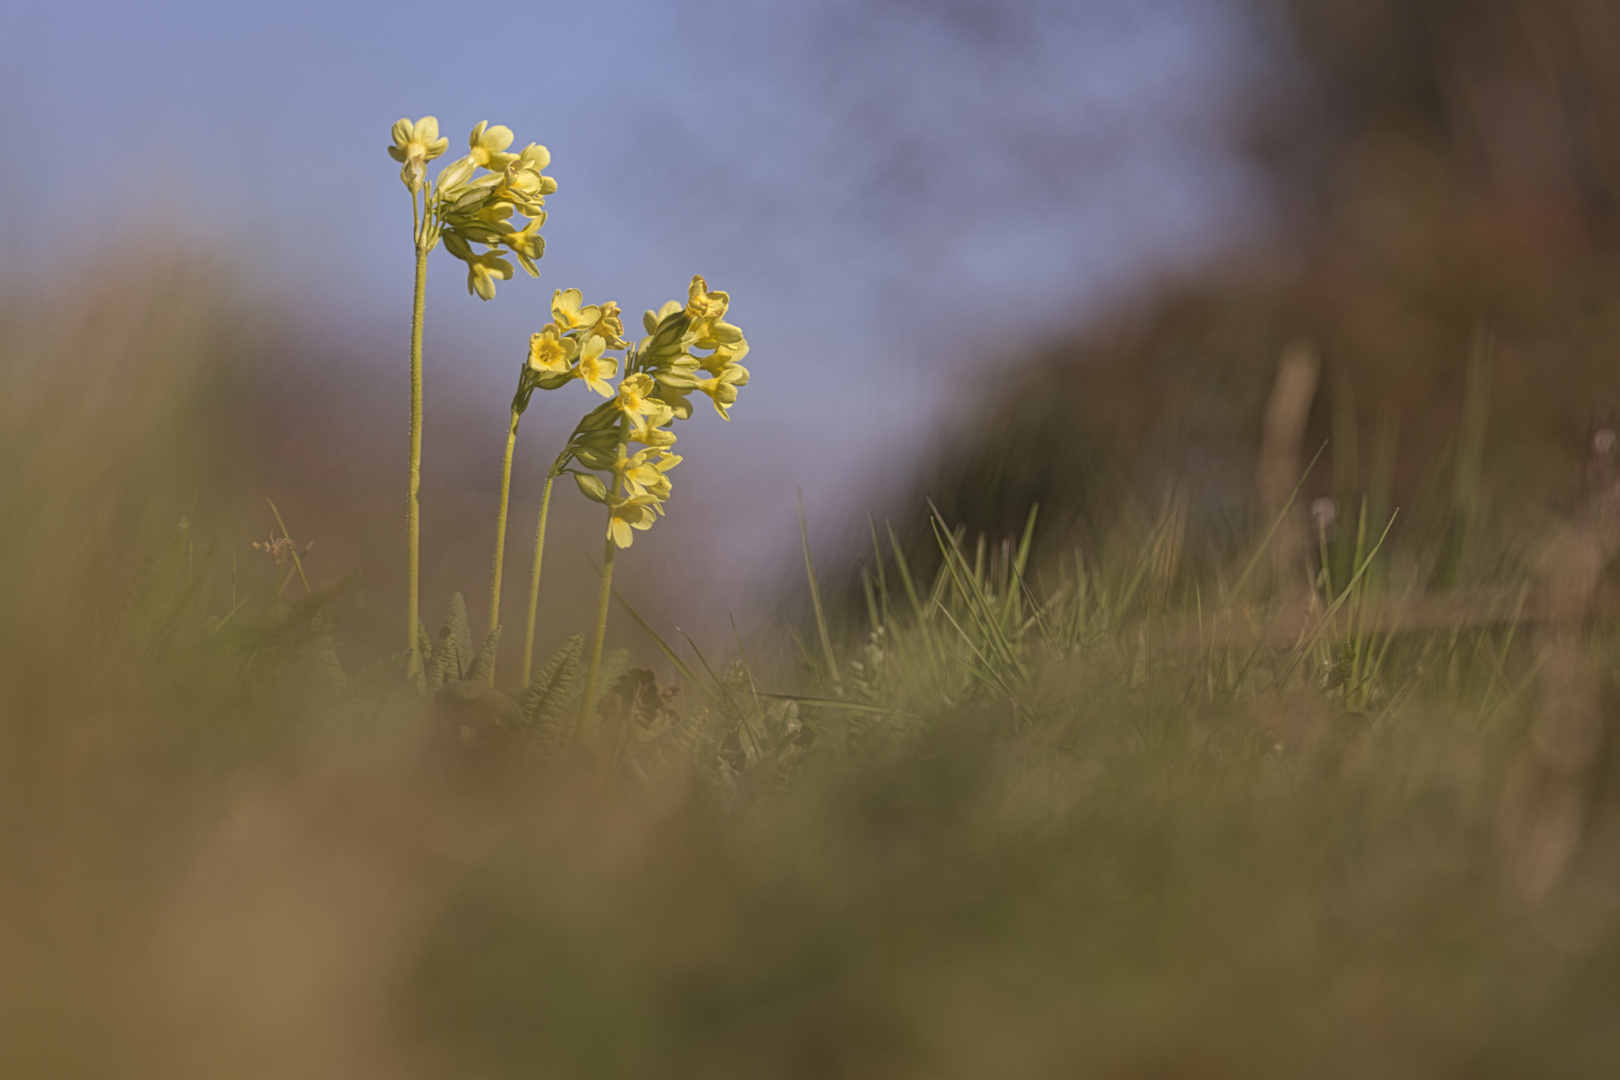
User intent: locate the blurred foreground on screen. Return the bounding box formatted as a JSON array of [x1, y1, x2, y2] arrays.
[[6, 242, 1620, 1078]]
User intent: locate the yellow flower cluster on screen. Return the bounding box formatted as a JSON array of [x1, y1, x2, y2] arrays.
[[548, 275, 752, 548], [639, 275, 752, 421], [521, 289, 628, 402], [387, 116, 557, 300]]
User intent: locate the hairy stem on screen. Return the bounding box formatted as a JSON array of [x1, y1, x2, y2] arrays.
[[519, 470, 557, 686], [575, 415, 630, 745], [575, 534, 616, 746], [405, 239, 428, 681], [486, 403, 521, 684]]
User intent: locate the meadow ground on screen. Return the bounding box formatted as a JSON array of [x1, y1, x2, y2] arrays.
[[6, 254, 1620, 1080]]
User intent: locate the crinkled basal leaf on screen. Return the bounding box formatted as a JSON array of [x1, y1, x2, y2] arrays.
[[521, 634, 582, 724], [467, 625, 501, 686], [428, 592, 474, 689], [521, 635, 583, 759]]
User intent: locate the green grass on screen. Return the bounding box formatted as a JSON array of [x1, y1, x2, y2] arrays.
[[5, 251, 1620, 1079]]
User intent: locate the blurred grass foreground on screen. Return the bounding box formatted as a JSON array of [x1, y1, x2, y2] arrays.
[[6, 238, 1620, 1079]]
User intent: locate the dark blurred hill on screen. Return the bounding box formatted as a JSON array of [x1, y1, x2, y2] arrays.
[[902, 0, 1620, 568]]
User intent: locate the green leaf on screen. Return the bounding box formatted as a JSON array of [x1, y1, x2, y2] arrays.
[[467, 625, 501, 686], [521, 634, 583, 756], [446, 592, 474, 671], [310, 635, 348, 696], [428, 592, 473, 689]]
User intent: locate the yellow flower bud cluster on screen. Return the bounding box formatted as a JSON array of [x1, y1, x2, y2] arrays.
[[387, 116, 557, 300], [546, 275, 751, 548]]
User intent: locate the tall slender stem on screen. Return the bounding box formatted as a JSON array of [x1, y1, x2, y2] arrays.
[[575, 414, 629, 744], [519, 470, 557, 686], [405, 238, 429, 681], [486, 402, 521, 684], [575, 535, 616, 746]]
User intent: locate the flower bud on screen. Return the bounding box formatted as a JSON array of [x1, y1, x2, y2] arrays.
[[574, 472, 609, 503]]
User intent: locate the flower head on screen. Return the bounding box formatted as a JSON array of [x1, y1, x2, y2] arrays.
[[518, 142, 552, 172], [588, 301, 629, 348], [503, 216, 546, 276], [468, 121, 518, 171], [389, 116, 450, 190], [491, 167, 550, 216], [692, 316, 745, 351], [462, 248, 514, 301], [684, 275, 729, 320], [628, 421, 679, 449], [527, 324, 579, 375], [607, 495, 660, 549], [616, 446, 680, 497], [696, 365, 749, 419], [573, 336, 618, 397], [552, 288, 600, 331], [616, 373, 675, 426]]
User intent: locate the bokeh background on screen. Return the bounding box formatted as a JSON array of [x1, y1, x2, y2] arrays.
[[15, 3, 1620, 1077], [1, 0, 1277, 663]]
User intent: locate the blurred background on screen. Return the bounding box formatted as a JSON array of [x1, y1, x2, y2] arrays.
[[2, 0, 1278, 664], [14, 3, 1620, 1077], [12, 0, 1620, 661]]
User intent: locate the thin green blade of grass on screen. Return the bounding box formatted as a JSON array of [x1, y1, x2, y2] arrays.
[[798, 490, 842, 693], [885, 521, 928, 626], [1282, 510, 1399, 685], [928, 512, 1027, 685], [611, 584, 723, 706], [867, 515, 891, 632], [1226, 440, 1329, 604], [1000, 504, 1039, 627]]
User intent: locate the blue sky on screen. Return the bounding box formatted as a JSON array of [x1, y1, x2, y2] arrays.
[[1, 0, 1278, 626]]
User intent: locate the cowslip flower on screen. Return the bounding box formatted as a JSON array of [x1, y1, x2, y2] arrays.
[[553, 288, 600, 331], [684, 275, 729, 320], [463, 248, 514, 300], [696, 365, 749, 419], [504, 144, 558, 202], [692, 315, 745, 351], [561, 274, 752, 737], [615, 373, 674, 426], [504, 216, 546, 276], [468, 121, 519, 171], [517, 142, 552, 172], [588, 301, 629, 348], [607, 494, 661, 548], [389, 116, 450, 164], [528, 324, 579, 375], [389, 116, 450, 189], [573, 336, 618, 397], [616, 447, 680, 501], [628, 419, 678, 449]]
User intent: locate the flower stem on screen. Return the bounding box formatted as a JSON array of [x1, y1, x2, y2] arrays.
[[519, 470, 557, 687], [575, 534, 616, 746], [575, 414, 629, 746], [485, 402, 521, 685], [405, 239, 428, 682]]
